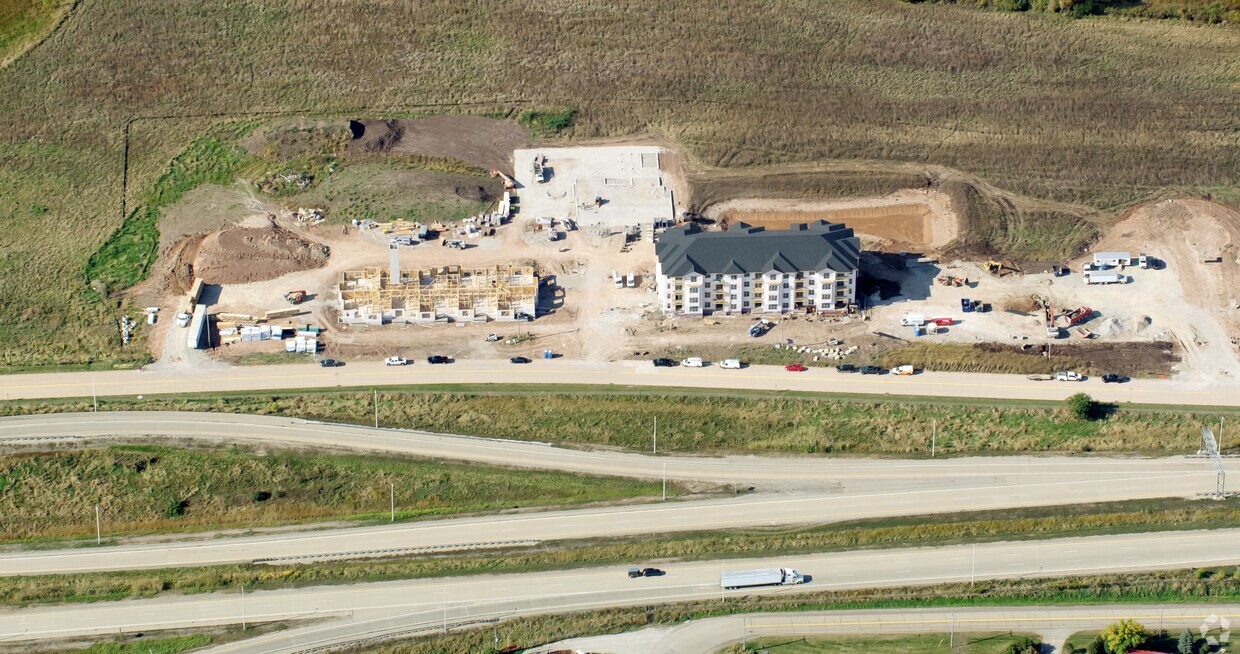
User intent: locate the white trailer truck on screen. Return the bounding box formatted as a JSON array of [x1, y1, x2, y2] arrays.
[[720, 567, 805, 590]]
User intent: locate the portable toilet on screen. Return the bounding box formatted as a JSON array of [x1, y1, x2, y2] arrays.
[[542, 349, 553, 359], [914, 324, 924, 337]]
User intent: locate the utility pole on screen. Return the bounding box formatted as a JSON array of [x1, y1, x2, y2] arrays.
[[662, 462, 667, 501], [92, 377, 98, 412], [931, 419, 936, 458], [95, 505, 101, 545], [970, 544, 976, 587], [653, 416, 657, 454], [390, 481, 395, 522], [241, 583, 246, 631], [374, 389, 379, 428]]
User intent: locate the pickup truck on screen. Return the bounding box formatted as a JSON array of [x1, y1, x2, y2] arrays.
[[384, 356, 408, 366], [1056, 371, 1083, 382]]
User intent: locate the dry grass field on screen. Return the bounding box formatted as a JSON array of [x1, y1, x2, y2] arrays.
[[0, 0, 1236, 369]]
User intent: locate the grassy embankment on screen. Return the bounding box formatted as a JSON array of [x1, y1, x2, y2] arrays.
[[0, 444, 671, 542], [5, 497, 1236, 606], [907, 0, 1240, 23], [347, 568, 1240, 653], [3, 385, 1233, 455], [1, 1, 1237, 369], [0, 0, 71, 65]]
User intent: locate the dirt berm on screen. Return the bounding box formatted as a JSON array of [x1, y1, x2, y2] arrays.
[[193, 220, 330, 284]]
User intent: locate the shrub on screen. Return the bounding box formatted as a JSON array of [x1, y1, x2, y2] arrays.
[[518, 108, 576, 135], [1087, 635, 1107, 654], [1177, 628, 1196, 654], [1102, 619, 1147, 654], [1007, 635, 1043, 654], [1067, 393, 1094, 420]]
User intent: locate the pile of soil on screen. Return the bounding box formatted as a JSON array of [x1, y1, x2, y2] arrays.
[[346, 116, 529, 173], [977, 341, 1180, 377], [193, 221, 329, 284]]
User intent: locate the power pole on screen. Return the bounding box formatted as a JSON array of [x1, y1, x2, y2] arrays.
[[932, 419, 936, 457], [390, 481, 395, 522], [92, 377, 98, 412], [241, 583, 246, 631], [95, 505, 101, 545], [374, 389, 379, 428], [653, 416, 657, 454]]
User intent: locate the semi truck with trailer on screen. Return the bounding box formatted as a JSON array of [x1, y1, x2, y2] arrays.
[[720, 567, 805, 590]]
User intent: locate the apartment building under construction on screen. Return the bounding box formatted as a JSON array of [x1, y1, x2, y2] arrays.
[[337, 247, 538, 324]]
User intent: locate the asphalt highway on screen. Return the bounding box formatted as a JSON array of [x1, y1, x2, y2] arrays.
[[1, 358, 1237, 406], [3, 529, 1237, 650], [0, 412, 1233, 575]]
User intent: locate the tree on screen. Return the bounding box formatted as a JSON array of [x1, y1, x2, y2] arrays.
[[1007, 635, 1043, 654], [1087, 636, 1107, 654], [1177, 628, 1196, 654], [1102, 619, 1147, 654], [1067, 392, 1094, 420]]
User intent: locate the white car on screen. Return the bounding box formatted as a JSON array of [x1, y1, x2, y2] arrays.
[[384, 356, 408, 366], [890, 365, 915, 376], [1055, 370, 1082, 382], [682, 357, 705, 367], [720, 358, 742, 369], [485, 333, 501, 342]]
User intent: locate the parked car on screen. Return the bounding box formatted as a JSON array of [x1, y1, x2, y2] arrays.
[[1101, 373, 1129, 383], [836, 364, 858, 373], [652, 358, 676, 367], [510, 356, 532, 364], [860, 366, 886, 375], [720, 358, 742, 369], [485, 333, 501, 342], [681, 357, 705, 367], [318, 358, 342, 368], [384, 356, 408, 366], [785, 364, 807, 372], [1055, 370, 1083, 382], [890, 365, 915, 375], [628, 567, 664, 578], [426, 355, 451, 364]]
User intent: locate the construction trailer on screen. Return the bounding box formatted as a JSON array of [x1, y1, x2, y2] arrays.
[[186, 304, 209, 349], [337, 263, 538, 325], [1091, 252, 1148, 269]]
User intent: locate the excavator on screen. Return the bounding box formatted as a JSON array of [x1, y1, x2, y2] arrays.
[[284, 290, 307, 305], [488, 170, 516, 189], [984, 260, 1019, 277]]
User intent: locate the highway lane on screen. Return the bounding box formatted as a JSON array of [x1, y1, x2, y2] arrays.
[[3, 529, 1237, 650], [1, 358, 1237, 406], [0, 413, 1234, 575]]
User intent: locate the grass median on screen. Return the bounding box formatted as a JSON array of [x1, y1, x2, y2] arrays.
[[0, 443, 676, 543], [352, 568, 1240, 654], [3, 384, 1234, 455], [3, 496, 1236, 607]]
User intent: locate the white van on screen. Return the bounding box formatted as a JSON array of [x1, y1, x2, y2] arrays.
[[720, 358, 742, 369], [900, 315, 926, 326], [682, 357, 705, 367]]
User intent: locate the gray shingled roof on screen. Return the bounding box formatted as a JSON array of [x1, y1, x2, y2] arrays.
[[657, 221, 860, 277]]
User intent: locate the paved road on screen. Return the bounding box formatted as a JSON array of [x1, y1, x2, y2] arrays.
[[0, 413, 1233, 575], [3, 529, 1237, 650], [531, 605, 1240, 654], [1, 359, 1237, 406]]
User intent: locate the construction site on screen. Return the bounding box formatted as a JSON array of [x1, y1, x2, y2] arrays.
[[337, 258, 538, 325], [127, 117, 1240, 382]]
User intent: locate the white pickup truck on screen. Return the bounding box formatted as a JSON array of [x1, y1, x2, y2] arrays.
[[384, 356, 408, 366]]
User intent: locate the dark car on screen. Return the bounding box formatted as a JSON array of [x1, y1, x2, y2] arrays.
[[1102, 373, 1129, 383], [318, 359, 342, 367], [652, 358, 676, 367], [426, 355, 451, 364], [628, 567, 664, 578], [510, 356, 532, 364], [860, 365, 886, 375], [836, 364, 858, 373]]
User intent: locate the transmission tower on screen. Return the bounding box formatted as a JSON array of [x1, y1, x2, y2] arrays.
[[1201, 426, 1226, 500]]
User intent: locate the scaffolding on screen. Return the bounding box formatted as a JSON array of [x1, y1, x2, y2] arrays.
[[338, 264, 538, 325]]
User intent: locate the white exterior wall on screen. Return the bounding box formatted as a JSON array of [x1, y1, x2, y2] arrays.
[[658, 268, 857, 316]]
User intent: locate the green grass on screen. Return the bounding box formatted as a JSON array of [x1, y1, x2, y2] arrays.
[[731, 633, 1035, 654], [0, 0, 69, 64], [6, 497, 1235, 607], [0, 443, 671, 542], [349, 569, 1240, 653], [61, 634, 212, 654], [85, 129, 254, 294], [518, 107, 576, 136], [4, 383, 1232, 455], [0, 1, 1237, 371]]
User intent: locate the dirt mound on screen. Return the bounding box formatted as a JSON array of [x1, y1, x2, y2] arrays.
[[454, 184, 492, 203], [346, 119, 402, 153], [193, 220, 330, 284]]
